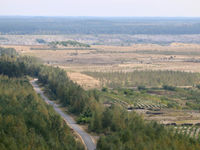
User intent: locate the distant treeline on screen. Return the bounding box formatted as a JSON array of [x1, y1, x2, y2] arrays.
[[0, 47, 200, 150], [83, 70, 200, 88], [1, 17, 200, 35], [48, 40, 90, 48]]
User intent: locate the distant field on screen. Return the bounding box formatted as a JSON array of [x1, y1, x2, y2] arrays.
[[2, 43, 200, 89], [8, 43, 200, 72], [1, 34, 200, 46]]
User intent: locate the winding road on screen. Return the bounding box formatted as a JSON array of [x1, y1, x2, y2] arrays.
[[30, 79, 96, 150]]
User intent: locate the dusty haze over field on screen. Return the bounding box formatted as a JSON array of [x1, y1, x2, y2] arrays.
[[0, 0, 200, 17]]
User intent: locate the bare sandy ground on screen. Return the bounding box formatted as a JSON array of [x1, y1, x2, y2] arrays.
[[67, 72, 100, 89]]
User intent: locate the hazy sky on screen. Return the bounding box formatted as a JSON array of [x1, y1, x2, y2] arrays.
[[1, 0, 200, 17]]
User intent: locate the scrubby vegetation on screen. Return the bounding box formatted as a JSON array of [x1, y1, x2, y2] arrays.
[[0, 47, 18, 56], [83, 70, 200, 88], [1, 47, 200, 150], [99, 86, 200, 110], [173, 126, 200, 139], [36, 39, 46, 44]]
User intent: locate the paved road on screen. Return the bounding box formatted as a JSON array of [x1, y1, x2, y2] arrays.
[[30, 79, 96, 150]]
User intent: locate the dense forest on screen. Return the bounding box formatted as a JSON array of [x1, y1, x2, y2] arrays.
[[0, 47, 200, 150], [0, 17, 200, 35], [0, 48, 83, 150], [0, 76, 83, 150], [83, 71, 200, 88]]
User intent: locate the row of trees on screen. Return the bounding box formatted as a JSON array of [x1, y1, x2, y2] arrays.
[[0, 47, 200, 150], [38, 66, 91, 114], [49, 40, 90, 48], [83, 70, 200, 88]]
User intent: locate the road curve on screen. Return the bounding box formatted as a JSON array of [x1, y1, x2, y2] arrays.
[[30, 79, 96, 150]]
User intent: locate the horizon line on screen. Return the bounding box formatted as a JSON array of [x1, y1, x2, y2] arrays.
[[0, 15, 200, 18]]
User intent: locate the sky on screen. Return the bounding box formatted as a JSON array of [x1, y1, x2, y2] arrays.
[[0, 0, 200, 17]]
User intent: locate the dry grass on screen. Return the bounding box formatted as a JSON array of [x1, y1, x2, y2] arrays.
[[1, 45, 31, 52], [93, 43, 200, 52], [67, 72, 100, 89], [142, 110, 200, 125], [2, 43, 200, 87]]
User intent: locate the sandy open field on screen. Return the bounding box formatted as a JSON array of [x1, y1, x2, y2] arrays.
[[2, 43, 200, 88], [67, 72, 100, 90]]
